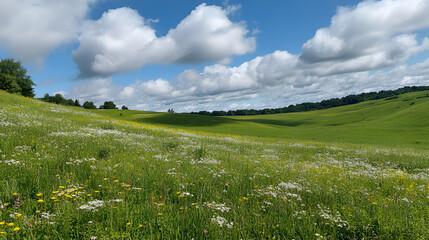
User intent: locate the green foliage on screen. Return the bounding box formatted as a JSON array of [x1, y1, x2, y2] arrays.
[[1, 91, 429, 239], [41, 93, 79, 107], [95, 90, 429, 150], [97, 147, 110, 160], [0, 58, 35, 97], [121, 105, 128, 110], [82, 101, 96, 109], [190, 85, 429, 116], [193, 146, 206, 159], [100, 101, 117, 109]]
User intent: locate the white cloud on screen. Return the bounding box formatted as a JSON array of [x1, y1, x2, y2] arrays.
[[73, 3, 255, 77], [65, 53, 429, 112], [300, 0, 429, 74], [0, 0, 95, 64], [65, 0, 429, 112]]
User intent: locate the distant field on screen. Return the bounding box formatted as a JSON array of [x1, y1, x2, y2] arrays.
[[1, 91, 429, 239], [95, 91, 429, 150]]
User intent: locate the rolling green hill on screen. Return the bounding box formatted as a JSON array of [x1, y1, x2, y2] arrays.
[[95, 90, 429, 149], [1, 90, 429, 239]]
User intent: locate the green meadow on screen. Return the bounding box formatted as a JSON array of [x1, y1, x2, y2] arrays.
[[96, 91, 429, 150], [1, 90, 429, 239]]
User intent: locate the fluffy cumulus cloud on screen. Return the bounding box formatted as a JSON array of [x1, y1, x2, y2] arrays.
[[65, 0, 429, 112], [67, 54, 429, 112], [72, 3, 256, 77], [300, 0, 429, 75], [0, 0, 95, 64]]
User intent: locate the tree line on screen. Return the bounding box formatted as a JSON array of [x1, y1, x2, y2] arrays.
[[190, 86, 429, 116], [0, 58, 129, 110], [41, 93, 128, 110]]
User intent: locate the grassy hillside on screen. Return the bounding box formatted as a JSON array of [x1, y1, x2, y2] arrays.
[[96, 91, 429, 150], [1, 91, 429, 239]]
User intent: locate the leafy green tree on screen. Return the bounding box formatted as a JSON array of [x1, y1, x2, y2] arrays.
[[101, 101, 117, 109], [122, 105, 129, 110], [83, 101, 96, 109], [74, 99, 81, 107], [0, 58, 35, 97]]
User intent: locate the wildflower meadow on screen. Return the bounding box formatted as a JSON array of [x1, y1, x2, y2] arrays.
[[0, 91, 428, 239]]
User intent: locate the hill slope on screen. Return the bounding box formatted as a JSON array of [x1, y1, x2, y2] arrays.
[[96, 91, 429, 149], [1, 91, 429, 239]]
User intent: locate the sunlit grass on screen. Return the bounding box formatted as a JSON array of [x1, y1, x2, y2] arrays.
[[0, 91, 428, 239], [96, 91, 429, 150]]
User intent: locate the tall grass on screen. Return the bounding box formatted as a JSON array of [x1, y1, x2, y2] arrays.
[[0, 91, 428, 239]]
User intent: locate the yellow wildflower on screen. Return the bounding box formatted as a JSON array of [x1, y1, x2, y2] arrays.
[[37, 199, 44, 203], [36, 193, 43, 197], [12, 193, 18, 196], [13, 227, 20, 231], [0, 222, 4, 225], [8, 223, 14, 226]]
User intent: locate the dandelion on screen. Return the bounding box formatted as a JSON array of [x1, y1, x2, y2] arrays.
[[138, 224, 143, 228], [37, 199, 44, 203], [36, 193, 43, 197], [372, 202, 377, 205], [13, 227, 20, 231], [16, 214, 22, 218], [51, 197, 57, 200], [158, 213, 163, 216], [12, 193, 18, 196], [0, 222, 4, 225], [36, 210, 40, 213], [0, 232, 6, 234], [126, 223, 131, 226], [59, 186, 65, 189], [8, 223, 14, 226]]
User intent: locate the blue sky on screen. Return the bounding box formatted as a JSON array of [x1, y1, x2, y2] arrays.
[[1, 0, 429, 112]]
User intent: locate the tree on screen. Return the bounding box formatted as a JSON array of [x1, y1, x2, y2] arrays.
[[82, 101, 96, 109], [100, 101, 117, 109], [74, 99, 81, 107], [168, 108, 175, 113], [122, 105, 129, 110], [0, 58, 35, 97]]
